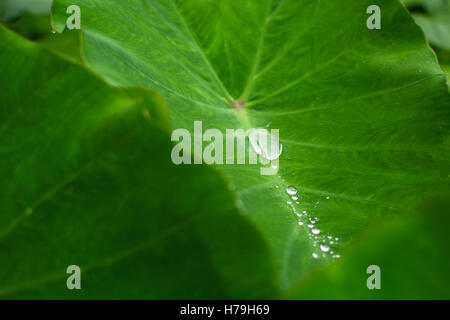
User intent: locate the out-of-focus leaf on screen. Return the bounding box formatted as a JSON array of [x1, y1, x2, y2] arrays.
[[0, 26, 277, 299], [0, 0, 52, 22], [51, 0, 450, 297], [3, 12, 80, 62], [413, 12, 450, 51], [404, 0, 450, 50]]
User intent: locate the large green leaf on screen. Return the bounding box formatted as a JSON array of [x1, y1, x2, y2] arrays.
[[51, 0, 450, 295], [0, 26, 277, 299]]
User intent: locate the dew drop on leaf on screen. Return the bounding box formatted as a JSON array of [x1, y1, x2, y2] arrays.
[[286, 186, 298, 195]]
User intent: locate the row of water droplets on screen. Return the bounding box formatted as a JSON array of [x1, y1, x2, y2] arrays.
[[246, 125, 339, 259], [285, 185, 341, 260]]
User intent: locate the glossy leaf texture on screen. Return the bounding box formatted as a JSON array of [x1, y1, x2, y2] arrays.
[[0, 27, 277, 299], [51, 0, 450, 294]]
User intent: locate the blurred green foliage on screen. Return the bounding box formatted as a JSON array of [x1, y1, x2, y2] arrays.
[[403, 0, 450, 73]]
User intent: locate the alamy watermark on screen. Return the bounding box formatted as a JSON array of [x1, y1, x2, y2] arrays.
[[367, 5, 381, 30], [66, 265, 81, 290], [66, 5, 81, 30], [171, 121, 281, 175], [366, 265, 381, 290]]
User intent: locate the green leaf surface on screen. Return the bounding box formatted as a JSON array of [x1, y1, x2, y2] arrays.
[[0, 26, 277, 299], [289, 196, 450, 299], [51, 0, 450, 296]]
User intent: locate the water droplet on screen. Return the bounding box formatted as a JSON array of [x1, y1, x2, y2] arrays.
[[312, 253, 319, 259], [302, 210, 307, 214], [330, 241, 334, 245], [312, 228, 321, 235], [333, 254, 341, 259], [295, 201, 300, 204], [326, 196, 330, 200], [287, 201, 292, 205], [286, 186, 298, 195], [292, 195, 298, 201], [327, 236, 332, 240], [335, 237, 339, 241], [320, 244, 330, 252], [308, 224, 314, 228], [249, 128, 282, 160], [298, 221, 304, 226], [330, 251, 334, 255]]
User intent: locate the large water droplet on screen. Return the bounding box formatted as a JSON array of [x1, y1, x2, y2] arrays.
[[286, 186, 297, 195], [249, 128, 282, 160], [320, 244, 330, 252]]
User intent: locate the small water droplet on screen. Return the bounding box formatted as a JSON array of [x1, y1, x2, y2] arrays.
[[327, 236, 332, 240], [330, 241, 334, 245], [287, 201, 292, 205], [298, 221, 304, 226], [333, 254, 341, 259], [312, 253, 319, 259], [326, 196, 330, 199], [320, 244, 330, 252], [308, 224, 314, 228], [312, 228, 321, 235], [335, 237, 339, 241], [286, 186, 298, 195], [292, 195, 298, 201]]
